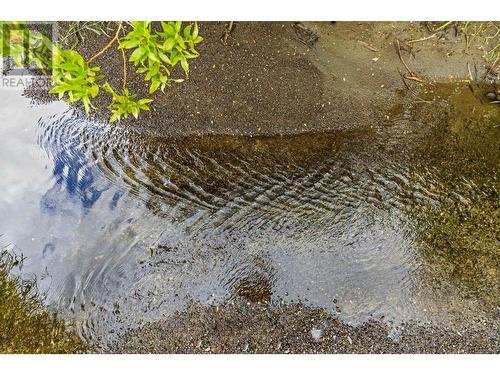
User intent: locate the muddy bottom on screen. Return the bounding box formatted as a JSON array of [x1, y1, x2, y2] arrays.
[[0, 80, 499, 352]]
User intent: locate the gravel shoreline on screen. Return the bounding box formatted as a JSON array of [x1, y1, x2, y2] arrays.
[[106, 299, 500, 354]]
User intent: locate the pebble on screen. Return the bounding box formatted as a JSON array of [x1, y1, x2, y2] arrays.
[[310, 328, 323, 342], [485, 92, 498, 101]]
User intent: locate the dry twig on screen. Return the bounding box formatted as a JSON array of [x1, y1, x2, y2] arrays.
[[358, 40, 380, 52], [395, 39, 426, 84], [406, 34, 436, 44], [221, 21, 235, 46], [467, 62, 474, 81]]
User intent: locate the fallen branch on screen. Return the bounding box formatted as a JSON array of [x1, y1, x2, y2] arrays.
[[395, 39, 426, 84]]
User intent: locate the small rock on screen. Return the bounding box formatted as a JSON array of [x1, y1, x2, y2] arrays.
[[311, 328, 323, 342], [485, 92, 497, 101], [347, 335, 353, 345]]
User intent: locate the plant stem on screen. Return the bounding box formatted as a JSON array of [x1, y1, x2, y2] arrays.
[[120, 47, 127, 91], [86, 22, 122, 65]]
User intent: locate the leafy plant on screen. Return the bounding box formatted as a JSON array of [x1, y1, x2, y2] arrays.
[[157, 21, 203, 74], [103, 82, 153, 122], [0, 21, 203, 122], [49, 47, 104, 114], [120, 21, 202, 94]]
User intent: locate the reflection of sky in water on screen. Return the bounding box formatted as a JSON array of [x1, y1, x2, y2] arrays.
[[0, 92, 225, 339], [40, 149, 107, 213], [0, 93, 123, 298]]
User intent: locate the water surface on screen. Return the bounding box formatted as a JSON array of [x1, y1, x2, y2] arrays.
[[0, 87, 498, 344]]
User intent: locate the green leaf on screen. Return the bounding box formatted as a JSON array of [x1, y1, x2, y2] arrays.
[[149, 79, 161, 94], [89, 84, 99, 97], [129, 46, 146, 62], [170, 50, 181, 66], [163, 37, 176, 51], [110, 111, 121, 123], [176, 35, 186, 49], [120, 39, 140, 49], [183, 25, 193, 38], [193, 22, 199, 39], [103, 82, 114, 94], [82, 98, 91, 114], [158, 50, 171, 64], [147, 49, 160, 62], [174, 21, 182, 33], [180, 58, 189, 74], [151, 63, 160, 75], [161, 22, 175, 35]]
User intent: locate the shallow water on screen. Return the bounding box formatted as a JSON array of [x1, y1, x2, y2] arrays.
[[0, 86, 498, 345]]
